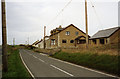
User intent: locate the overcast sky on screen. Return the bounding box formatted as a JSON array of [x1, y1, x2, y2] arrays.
[[0, 0, 119, 45]]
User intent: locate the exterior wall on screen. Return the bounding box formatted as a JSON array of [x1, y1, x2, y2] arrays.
[[50, 34, 58, 48], [90, 38, 107, 46], [109, 29, 120, 44], [59, 25, 86, 48], [46, 39, 51, 49], [32, 45, 36, 47], [38, 41, 44, 49], [36, 39, 51, 49], [35, 44, 39, 48], [32, 44, 39, 48]]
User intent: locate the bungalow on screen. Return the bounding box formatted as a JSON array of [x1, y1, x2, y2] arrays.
[[33, 36, 50, 49], [49, 24, 90, 48], [32, 40, 40, 47], [89, 27, 120, 45]]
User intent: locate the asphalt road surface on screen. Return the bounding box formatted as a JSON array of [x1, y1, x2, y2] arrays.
[[19, 49, 118, 78]]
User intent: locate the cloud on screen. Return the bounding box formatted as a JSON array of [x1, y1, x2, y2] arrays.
[[3, 0, 119, 2], [0, 0, 118, 45]]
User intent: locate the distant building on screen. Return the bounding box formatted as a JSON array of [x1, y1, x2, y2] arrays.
[[37, 39, 43, 48], [33, 36, 50, 49], [89, 27, 120, 45], [32, 40, 40, 47], [49, 24, 89, 48]]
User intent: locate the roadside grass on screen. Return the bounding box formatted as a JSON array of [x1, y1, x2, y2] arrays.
[[52, 51, 119, 76], [2, 45, 31, 78]]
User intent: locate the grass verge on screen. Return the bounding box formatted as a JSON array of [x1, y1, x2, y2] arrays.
[[52, 51, 119, 76], [2, 46, 31, 78]]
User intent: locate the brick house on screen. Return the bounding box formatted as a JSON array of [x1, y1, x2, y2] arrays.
[[49, 24, 89, 48], [89, 27, 120, 45]]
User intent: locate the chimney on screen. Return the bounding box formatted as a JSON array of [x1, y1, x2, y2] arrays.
[[59, 25, 62, 28]]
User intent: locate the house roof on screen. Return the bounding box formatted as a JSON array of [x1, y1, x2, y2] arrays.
[[56, 28, 64, 31], [35, 39, 43, 45], [75, 35, 90, 40], [32, 40, 40, 45], [90, 27, 120, 39], [50, 24, 88, 37]]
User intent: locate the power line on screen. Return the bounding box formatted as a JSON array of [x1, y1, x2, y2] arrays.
[[89, 0, 103, 27], [47, 0, 73, 26]]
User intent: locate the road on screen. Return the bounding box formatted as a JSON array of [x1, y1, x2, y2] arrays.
[[0, 46, 2, 78], [20, 49, 118, 78]]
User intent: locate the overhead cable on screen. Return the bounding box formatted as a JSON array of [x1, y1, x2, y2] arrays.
[[47, 0, 73, 26], [89, 0, 103, 27]]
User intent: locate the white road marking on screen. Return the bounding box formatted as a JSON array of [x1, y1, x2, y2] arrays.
[[49, 57, 119, 78], [32, 54, 45, 63], [19, 52, 35, 79], [33, 55, 37, 58], [50, 64, 74, 77], [38, 58, 45, 63]]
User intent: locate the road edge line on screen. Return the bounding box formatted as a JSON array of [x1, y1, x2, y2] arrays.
[[19, 52, 35, 79], [49, 56, 119, 78]]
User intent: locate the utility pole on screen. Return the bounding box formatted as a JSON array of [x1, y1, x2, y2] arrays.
[[44, 26, 46, 49], [13, 38, 15, 45], [85, 0, 89, 49], [25, 41, 27, 45], [2, 0, 8, 72], [28, 37, 29, 45]]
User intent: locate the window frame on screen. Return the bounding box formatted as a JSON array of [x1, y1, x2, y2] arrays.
[[62, 40, 67, 43], [75, 32, 79, 35], [51, 39, 55, 45], [66, 31, 70, 35], [70, 40, 74, 43], [92, 39, 96, 44]]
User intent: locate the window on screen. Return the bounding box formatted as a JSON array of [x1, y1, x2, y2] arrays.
[[80, 40, 86, 44], [66, 31, 70, 35], [75, 32, 79, 35], [100, 39, 104, 44], [62, 40, 67, 43], [77, 40, 86, 44], [70, 40, 74, 43], [92, 39, 96, 44], [51, 39, 55, 45]]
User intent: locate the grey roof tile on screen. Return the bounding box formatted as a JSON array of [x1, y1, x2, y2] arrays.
[[90, 27, 120, 39]]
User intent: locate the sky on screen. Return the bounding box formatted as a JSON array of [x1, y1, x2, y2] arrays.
[[0, 0, 119, 45]]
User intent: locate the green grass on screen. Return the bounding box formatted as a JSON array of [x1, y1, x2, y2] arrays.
[[2, 46, 31, 78], [52, 51, 119, 76]]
